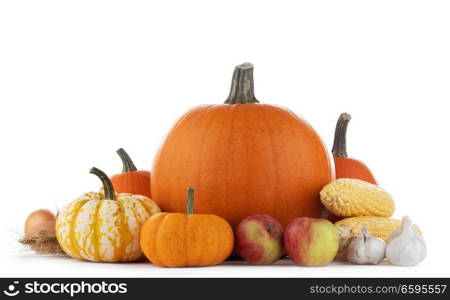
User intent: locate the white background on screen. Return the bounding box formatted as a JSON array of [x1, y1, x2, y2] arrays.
[[1, 0, 449, 277]]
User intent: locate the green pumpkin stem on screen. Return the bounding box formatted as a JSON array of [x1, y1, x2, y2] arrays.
[[331, 113, 352, 158], [90, 167, 115, 200], [224, 63, 259, 104], [186, 187, 195, 215], [116, 148, 138, 173]]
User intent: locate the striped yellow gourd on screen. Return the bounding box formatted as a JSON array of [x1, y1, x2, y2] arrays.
[[56, 167, 160, 262]]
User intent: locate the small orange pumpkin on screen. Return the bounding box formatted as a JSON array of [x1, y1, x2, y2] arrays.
[[110, 148, 151, 198], [332, 113, 377, 184], [140, 188, 234, 267]]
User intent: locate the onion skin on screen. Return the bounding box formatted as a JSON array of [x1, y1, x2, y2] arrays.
[[24, 209, 56, 238]]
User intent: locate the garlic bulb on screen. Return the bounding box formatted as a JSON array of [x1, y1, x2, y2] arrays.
[[386, 216, 426, 266], [346, 224, 386, 264]]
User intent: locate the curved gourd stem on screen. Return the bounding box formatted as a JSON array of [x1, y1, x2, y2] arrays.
[[186, 187, 195, 215], [116, 148, 138, 173], [90, 167, 115, 200], [224, 63, 259, 104], [332, 113, 352, 158]]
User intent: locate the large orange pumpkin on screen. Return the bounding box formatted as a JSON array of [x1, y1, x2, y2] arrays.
[[151, 63, 334, 228]]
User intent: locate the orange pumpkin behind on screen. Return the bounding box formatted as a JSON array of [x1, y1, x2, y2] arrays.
[[151, 63, 334, 228], [332, 113, 377, 184], [110, 148, 151, 198]]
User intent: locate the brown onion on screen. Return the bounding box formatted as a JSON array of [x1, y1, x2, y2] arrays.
[[24, 209, 56, 238]]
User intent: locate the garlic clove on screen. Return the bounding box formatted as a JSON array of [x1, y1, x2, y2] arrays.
[[386, 216, 426, 266], [387, 216, 422, 243], [347, 235, 366, 264], [365, 236, 387, 264], [346, 224, 386, 265]]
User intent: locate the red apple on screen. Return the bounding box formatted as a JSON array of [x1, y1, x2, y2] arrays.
[[236, 214, 284, 264], [284, 217, 339, 266]]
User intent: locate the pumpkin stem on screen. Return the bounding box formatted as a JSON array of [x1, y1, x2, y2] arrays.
[[332, 113, 352, 158], [116, 148, 138, 173], [224, 63, 259, 104], [90, 167, 115, 200], [186, 187, 195, 215]]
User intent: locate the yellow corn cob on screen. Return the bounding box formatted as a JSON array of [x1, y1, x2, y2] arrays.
[[320, 178, 395, 217], [334, 216, 421, 259], [335, 216, 422, 240]]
